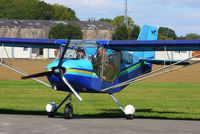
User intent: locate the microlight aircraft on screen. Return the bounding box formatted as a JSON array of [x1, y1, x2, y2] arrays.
[[1, 25, 200, 119]]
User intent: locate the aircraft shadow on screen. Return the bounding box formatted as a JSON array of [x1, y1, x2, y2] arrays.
[[0, 108, 200, 121], [0, 109, 47, 115]]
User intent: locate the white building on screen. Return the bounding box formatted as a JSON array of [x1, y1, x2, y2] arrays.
[[155, 51, 200, 61], [0, 47, 56, 59]]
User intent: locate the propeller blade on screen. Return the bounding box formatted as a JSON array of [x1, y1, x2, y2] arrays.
[[21, 71, 52, 79], [58, 37, 72, 69], [61, 76, 82, 101]]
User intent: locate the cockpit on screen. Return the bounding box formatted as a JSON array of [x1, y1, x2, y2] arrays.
[[56, 40, 121, 83]]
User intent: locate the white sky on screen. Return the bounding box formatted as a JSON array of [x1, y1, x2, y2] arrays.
[[43, 0, 200, 36]]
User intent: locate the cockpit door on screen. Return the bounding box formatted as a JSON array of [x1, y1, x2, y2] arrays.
[[93, 47, 121, 83]]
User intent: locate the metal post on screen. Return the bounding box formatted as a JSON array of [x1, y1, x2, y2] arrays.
[[30, 48, 32, 59], [124, 0, 128, 28], [47, 48, 49, 59], [1, 43, 3, 61], [12, 47, 14, 59]]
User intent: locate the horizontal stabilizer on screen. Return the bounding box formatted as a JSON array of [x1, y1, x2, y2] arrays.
[[140, 58, 190, 65]]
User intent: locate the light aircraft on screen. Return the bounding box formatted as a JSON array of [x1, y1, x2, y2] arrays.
[[1, 25, 200, 119]]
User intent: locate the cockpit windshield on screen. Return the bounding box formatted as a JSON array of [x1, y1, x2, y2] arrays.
[[56, 40, 92, 60]]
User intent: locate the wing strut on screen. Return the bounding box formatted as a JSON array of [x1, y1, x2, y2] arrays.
[[0, 60, 51, 88], [101, 53, 200, 92]]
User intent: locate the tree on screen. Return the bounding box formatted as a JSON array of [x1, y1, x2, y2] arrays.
[[111, 16, 134, 28], [98, 18, 112, 23], [33, 1, 55, 20], [52, 4, 79, 21], [112, 24, 128, 40], [112, 24, 140, 40], [185, 33, 200, 40], [158, 34, 173, 40], [0, 0, 79, 21], [177, 36, 186, 40], [48, 23, 83, 39], [3, 0, 38, 19], [128, 25, 140, 40], [111, 16, 140, 40], [158, 27, 177, 40]]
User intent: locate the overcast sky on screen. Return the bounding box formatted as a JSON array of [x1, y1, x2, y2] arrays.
[[43, 0, 200, 36]]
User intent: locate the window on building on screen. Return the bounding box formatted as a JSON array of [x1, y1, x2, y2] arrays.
[[39, 48, 43, 55], [23, 47, 28, 51], [174, 51, 187, 54]]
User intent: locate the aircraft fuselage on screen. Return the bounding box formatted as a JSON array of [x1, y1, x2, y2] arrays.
[[46, 41, 153, 94]]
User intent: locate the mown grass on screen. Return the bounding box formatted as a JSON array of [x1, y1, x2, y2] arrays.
[[0, 80, 200, 119]]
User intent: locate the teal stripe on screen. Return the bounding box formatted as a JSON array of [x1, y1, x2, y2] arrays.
[[118, 63, 142, 76]]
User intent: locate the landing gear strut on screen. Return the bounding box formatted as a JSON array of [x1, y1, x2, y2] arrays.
[[110, 94, 135, 119], [46, 92, 73, 119]]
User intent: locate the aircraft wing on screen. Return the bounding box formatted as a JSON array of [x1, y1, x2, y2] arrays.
[[0, 37, 68, 48], [97, 40, 200, 51]]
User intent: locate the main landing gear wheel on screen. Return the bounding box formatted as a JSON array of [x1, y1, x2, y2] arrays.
[[46, 102, 57, 118], [124, 105, 135, 120], [48, 112, 56, 118], [64, 103, 73, 119], [126, 114, 134, 119], [110, 94, 135, 120]]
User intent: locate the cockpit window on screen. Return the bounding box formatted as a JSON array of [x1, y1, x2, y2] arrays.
[[93, 46, 121, 83]]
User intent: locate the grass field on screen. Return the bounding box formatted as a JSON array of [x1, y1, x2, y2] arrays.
[[0, 80, 200, 119]]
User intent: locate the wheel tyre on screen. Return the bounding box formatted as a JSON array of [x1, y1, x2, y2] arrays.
[[126, 114, 134, 120], [64, 103, 73, 119], [48, 112, 55, 118]]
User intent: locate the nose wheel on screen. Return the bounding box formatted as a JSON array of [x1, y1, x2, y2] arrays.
[[46, 93, 74, 119]]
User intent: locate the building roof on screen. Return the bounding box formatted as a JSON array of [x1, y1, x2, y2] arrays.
[[0, 19, 116, 30]]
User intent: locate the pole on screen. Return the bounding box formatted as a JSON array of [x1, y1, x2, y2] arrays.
[[124, 0, 128, 28]]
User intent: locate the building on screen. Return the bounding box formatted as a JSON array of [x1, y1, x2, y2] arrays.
[[155, 51, 200, 61], [0, 19, 116, 59]]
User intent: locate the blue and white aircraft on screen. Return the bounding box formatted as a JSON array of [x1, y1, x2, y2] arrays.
[[1, 25, 200, 119]]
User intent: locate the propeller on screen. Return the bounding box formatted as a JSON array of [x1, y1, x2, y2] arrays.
[[21, 37, 82, 101], [21, 71, 52, 79]]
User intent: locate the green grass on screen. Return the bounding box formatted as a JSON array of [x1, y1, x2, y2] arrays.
[[0, 80, 200, 119]]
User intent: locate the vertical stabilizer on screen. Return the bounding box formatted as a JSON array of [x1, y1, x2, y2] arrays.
[[137, 25, 158, 41], [136, 25, 158, 59]]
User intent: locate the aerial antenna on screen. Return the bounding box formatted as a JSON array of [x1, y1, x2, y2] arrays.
[[124, 0, 128, 28]]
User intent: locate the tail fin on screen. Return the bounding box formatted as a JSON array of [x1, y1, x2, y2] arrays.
[[136, 25, 158, 59], [137, 25, 158, 41]]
